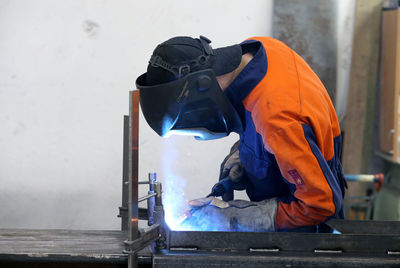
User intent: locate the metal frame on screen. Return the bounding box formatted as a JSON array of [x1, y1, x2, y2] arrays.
[[127, 90, 140, 267], [124, 90, 165, 268], [167, 228, 400, 254], [153, 251, 400, 267], [155, 221, 400, 267]]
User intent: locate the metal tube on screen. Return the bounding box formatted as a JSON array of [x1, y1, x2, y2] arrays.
[[148, 172, 156, 190], [138, 193, 157, 203], [119, 115, 129, 231], [128, 90, 140, 268]]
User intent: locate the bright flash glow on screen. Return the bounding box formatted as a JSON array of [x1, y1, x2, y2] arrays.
[[161, 139, 193, 231], [160, 138, 227, 231], [162, 138, 256, 232], [163, 128, 226, 140]]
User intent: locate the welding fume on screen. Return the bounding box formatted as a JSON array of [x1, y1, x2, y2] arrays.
[[136, 35, 346, 233]]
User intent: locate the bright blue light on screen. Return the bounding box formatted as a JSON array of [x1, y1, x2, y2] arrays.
[[161, 139, 195, 231], [160, 139, 258, 232], [161, 139, 224, 231]]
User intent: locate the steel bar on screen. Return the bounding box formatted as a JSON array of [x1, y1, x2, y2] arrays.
[[119, 115, 129, 231], [153, 251, 400, 267], [128, 90, 140, 268], [124, 224, 161, 255], [138, 193, 157, 203]]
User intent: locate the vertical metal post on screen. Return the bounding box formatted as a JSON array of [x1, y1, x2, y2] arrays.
[[128, 90, 139, 268], [120, 115, 129, 231]]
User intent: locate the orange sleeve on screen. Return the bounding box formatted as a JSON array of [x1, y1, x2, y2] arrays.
[[267, 122, 336, 230]]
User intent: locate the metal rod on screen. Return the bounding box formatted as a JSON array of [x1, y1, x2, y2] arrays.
[[148, 172, 156, 189], [124, 224, 161, 255], [120, 115, 129, 231], [128, 90, 140, 268], [138, 193, 157, 203]]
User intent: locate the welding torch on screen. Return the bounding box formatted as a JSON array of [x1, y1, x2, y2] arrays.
[[207, 177, 233, 197]]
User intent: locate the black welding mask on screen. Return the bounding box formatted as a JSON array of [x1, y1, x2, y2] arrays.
[[137, 69, 242, 140], [136, 35, 243, 140]]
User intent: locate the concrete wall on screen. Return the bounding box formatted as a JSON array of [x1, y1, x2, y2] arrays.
[[0, 0, 355, 230], [0, 0, 273, 229], [336, 0, 356, 127], [273, 0, 338, 103]]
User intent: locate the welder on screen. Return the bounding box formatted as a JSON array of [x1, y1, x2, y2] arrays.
[[136, 35, 347, 232]]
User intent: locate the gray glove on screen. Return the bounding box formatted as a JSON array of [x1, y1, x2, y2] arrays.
[[219, 140, 246, 184], [213, 141, 247, 201], [182, 197, 277, 232]]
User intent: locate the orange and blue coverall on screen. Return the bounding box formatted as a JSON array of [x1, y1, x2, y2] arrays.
[[224, 37, 346, 231]]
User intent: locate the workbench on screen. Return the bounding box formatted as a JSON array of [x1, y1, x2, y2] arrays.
[[0, 229, 150, 267], [1, 220, 400, 267]]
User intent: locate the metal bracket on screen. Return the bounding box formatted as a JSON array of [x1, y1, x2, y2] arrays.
[[124, 224, 162, 255]]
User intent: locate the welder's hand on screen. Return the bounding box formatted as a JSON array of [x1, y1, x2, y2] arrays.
[[219, 140, 245, 183], [211, 141, 247, 201], [208, 177, 246, 198], [182, 197, 277, 232]]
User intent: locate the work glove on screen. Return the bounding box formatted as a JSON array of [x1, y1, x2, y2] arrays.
[[209, 141, 247, 201], [181, 197, 277, 232]]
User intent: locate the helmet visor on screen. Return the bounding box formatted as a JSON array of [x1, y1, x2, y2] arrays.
[[137, 69, 242, 140]]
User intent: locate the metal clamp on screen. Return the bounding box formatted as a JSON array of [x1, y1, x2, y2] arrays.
[[124, 224, 161, 255]]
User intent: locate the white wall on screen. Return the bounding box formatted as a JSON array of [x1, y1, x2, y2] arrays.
[[0, 0, 273, 229]]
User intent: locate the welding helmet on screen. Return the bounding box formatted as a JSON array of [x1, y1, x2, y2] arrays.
[[136, 36, 243, 140]]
